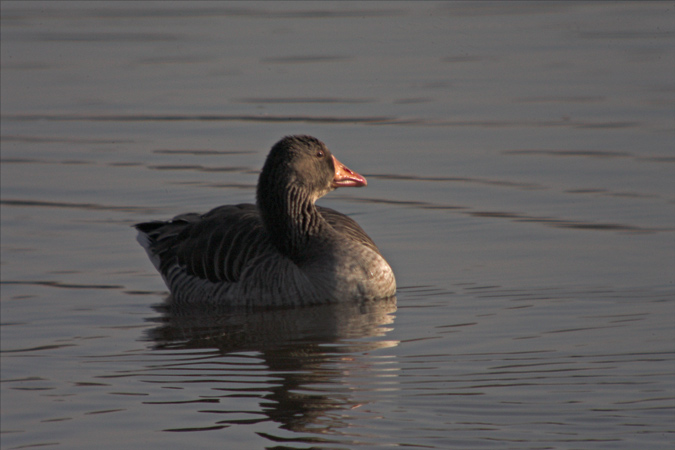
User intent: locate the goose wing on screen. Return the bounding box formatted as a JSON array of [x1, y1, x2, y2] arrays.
[[136, 204, 275, 283], [318, 206, 381, 254]]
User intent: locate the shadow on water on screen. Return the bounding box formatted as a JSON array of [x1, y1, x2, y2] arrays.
[[143, 297, 398, 436]]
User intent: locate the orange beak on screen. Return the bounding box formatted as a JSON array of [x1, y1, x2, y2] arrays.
[[331, 155, 367, 188]]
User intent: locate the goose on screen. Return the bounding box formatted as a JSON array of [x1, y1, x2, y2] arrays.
[[135, 135, 396, 308]]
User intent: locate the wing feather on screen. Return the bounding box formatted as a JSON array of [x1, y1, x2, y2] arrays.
[[136, 203, 275, 284], [318, 206, 381, 255]]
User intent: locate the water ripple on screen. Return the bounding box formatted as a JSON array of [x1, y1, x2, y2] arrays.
[[504, 149, 675, 163], [337, 195, 673, 234], [0, 199, 155, 214], [1, 280, 123, 290], [0, 113, 646, 129]]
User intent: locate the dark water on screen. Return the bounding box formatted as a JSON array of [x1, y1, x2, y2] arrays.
[[1, 2, 674, 449]]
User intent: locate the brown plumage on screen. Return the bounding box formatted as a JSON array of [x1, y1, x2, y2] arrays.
[[135, 135, 396, 308]]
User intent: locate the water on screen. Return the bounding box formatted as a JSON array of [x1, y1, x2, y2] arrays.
[[1, 2, 674, 449]]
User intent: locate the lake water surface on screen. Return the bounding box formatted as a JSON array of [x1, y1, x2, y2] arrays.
[[1, 2, 674, 449]]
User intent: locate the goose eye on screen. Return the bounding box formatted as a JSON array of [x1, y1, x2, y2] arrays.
[[316, 150, 325, 158]]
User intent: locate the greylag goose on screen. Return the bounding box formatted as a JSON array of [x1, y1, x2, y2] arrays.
[[135, 135, 396, 307]]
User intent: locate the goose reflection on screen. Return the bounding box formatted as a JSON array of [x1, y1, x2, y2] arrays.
[[145, 297, 398, 436]]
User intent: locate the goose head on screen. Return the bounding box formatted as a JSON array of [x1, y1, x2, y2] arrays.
[[257, 135, 366, 206]]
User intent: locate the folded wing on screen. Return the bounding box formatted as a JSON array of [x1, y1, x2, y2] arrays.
[[136, 204, 273, 284]]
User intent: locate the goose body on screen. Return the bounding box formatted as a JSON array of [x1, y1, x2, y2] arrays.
[[135, 135, 396, 308]]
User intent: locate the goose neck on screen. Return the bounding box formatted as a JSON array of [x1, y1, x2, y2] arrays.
[[258, 184, 327, 261]]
